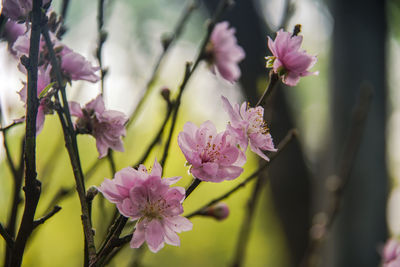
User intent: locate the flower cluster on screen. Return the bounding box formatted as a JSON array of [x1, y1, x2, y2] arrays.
[[98, 159, 192, 253], [206, 21, 245, 83], [69, 95, 128, 158], [178, 96, 276, 182], [2, 0, 51, 21], [266, 29, 317, 86], [12, 29, 100, 83]]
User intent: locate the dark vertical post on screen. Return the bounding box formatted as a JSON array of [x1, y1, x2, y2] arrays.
[[329, 0, 387, 266]]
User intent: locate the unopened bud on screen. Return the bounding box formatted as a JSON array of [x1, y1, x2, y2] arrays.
[[292, 24, 302, 37], [203, 202, 230, 221], [160, 87, 171, 102]]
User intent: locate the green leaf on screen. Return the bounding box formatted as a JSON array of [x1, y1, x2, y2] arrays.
[[39, 82, 55, 99]]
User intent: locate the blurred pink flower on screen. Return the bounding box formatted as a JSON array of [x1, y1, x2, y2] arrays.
[[60, 46, 100, 83], [18, 65, 51, 134], [69, 95, 128, 158], [98, 159, 192, 253], [221, 96, 276, 161], [2, 20, 27, 53], [12, 30, 100, 83], [383, 239, 400, 267], [203, 202, 230, 221], [178, 120, 245, 182], [2, 0, 51, 21], [267, 29, 317, 86], [207, 21, 245, 83]]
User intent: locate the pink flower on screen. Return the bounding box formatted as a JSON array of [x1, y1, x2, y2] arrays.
[[60, 46, 100, 83], [1, 20, 27, 53], [69, 95, 128, 158], [206, 21, 245, 83], [18, 65, 51, 134], [12, 30, 100, 83], [2, 0, 51, 21], [382, 239, 400, 267], [267, 29, 317, 86], [178, 120, 245, 182], [221, 96, 276, 161], [98, 159, 193, 253]]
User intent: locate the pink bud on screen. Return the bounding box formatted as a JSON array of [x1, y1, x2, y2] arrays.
[[204, 202, 230, 221]]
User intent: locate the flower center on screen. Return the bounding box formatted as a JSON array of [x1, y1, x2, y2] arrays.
[[141, 198, 165, 220], [247, 107, 269, 135], [200, 135, 222, 163]]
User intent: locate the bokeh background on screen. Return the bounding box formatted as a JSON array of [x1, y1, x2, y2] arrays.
[[0, 0, 397, 266]]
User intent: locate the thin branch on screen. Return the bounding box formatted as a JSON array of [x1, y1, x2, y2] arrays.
[[94, 215, 128, 266], [4, 137, 25, 267], [185, 129, 297, 219], [106, 150, 116, 174], [2, 128, 18, 179], [41, 22, 97, 265], [0, 223, 14, 249], [60, 0, 71, 20], [126, 0, 198, 129], [10, 0, 43, 264], [96, 0, 107, 95], [0, 119, 25, 132], [231, 167, 268, 267], [255, 71, 279, 107], [0, 14, 6, 37], [160, 0, 233, 169], [33, 206, 61, 229], [185, 178, 201, 198], [132, 101, 173, 167], [299, 85, 373, 267]]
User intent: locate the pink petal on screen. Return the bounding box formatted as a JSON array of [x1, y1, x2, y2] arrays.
[[131, 221, 146, 249], [145, 220, 165, 253]]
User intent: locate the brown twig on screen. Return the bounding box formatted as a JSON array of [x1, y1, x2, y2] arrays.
[[132, 99, 173, 167], [33, 206, 62, 229], [0, 223, 14, 249], [0, 119, 25, 132], [185, 178, 202, 199], [41, 21, 97, 265], [96, 0, 107, 95], [255, 71, 279, 107], [160, 0, 233, 169], [126, 0, 198, 130], [9, 0, 43, 265], [299, 85, 373, 267]]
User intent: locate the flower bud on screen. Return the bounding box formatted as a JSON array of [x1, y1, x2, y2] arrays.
[[160, 87, 171, 102], [203, 202, 230, 221]]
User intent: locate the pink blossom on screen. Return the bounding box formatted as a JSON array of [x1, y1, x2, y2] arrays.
[[178, 120, 245, 182], [382, 239, 400, 267], [206, 21, 245, 83], [69, 95, 128, 158], [221, 96, 276, 161], [267, 29, 317, 86], [18, 65, 51, 134], [2, 0, 51, 21], [60, 46, 100, 83], [12, 30, 100, 83], [1, 20, 27, 53], [98, 159, 192, 253]]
